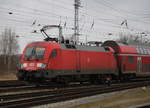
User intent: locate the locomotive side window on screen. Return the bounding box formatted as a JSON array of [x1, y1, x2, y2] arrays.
[[128, 56, 134, 64], [50, 49, 57, 58]]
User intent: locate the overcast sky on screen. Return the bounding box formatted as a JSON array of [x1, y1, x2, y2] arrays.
[[0, 0, 150, 52]]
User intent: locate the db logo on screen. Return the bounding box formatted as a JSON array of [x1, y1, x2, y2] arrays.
[[29, 63, 35, 67]]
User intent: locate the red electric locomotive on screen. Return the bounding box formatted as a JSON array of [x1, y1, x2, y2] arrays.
[[18, 41, 118, 83]]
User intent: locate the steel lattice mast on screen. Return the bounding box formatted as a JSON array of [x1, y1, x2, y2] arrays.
[[74, 0, 81, 44]]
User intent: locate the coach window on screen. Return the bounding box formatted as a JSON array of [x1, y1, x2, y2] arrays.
[[50, 49, 57, 58], [148, 49, 150, 55], [139, 47, 143, 54], [128, 56, 134, 64], [143, 48, 147, 54], [141, 48, 144, 54], [136, 48, 140, 54], [146, 49, 149, 54]]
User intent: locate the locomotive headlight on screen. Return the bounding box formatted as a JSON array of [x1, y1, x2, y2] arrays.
[[21, 63, 27, 68], [37, 63, 46, 68]]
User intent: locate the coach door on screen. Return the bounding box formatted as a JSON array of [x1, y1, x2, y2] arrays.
[[137, 57, 142, 72], [76, 50, 81, 72]]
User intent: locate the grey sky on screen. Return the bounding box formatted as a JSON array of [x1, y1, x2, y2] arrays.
[[0, 0, 150, 52]]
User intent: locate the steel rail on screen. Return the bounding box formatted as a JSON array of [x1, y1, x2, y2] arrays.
[[0, 81, 149, 108]]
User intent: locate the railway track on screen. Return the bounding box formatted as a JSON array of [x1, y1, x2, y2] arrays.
[[0, 82, 91, 93], [0, 80, 26, 87], [0, 80, 150, 108], [0, 77, 149, 93], [0, 84, 59, 93]]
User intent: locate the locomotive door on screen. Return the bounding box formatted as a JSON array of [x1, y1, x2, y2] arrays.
[[137, 56, 142, 72], [76, 50, 81, 72], [49, 49, 58, 69]]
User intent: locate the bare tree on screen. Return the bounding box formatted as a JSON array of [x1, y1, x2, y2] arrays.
[[0, 28, 19, 71], [116, 32, 148, 45]]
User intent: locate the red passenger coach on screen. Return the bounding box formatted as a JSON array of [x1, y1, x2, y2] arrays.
[[102, 41, 150, 78]]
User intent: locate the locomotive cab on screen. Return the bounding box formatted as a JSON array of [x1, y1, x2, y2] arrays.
[[17, 42, 60, 81]]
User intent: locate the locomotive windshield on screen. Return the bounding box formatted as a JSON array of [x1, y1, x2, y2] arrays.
[[24, 47, 45, 59]]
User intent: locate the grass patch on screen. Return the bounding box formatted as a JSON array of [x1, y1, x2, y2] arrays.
[[67, 87, 150, 108]]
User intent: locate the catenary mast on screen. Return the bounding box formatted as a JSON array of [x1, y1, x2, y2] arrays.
[[74, 0, 81, 44]]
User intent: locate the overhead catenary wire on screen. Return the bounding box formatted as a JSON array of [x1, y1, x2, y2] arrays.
[[92, 0, 150, 25], [0, 0, 150, 43], [0, 5, 127, 31], [1, 0, 149, 29], [2, 0, 150, 24]]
